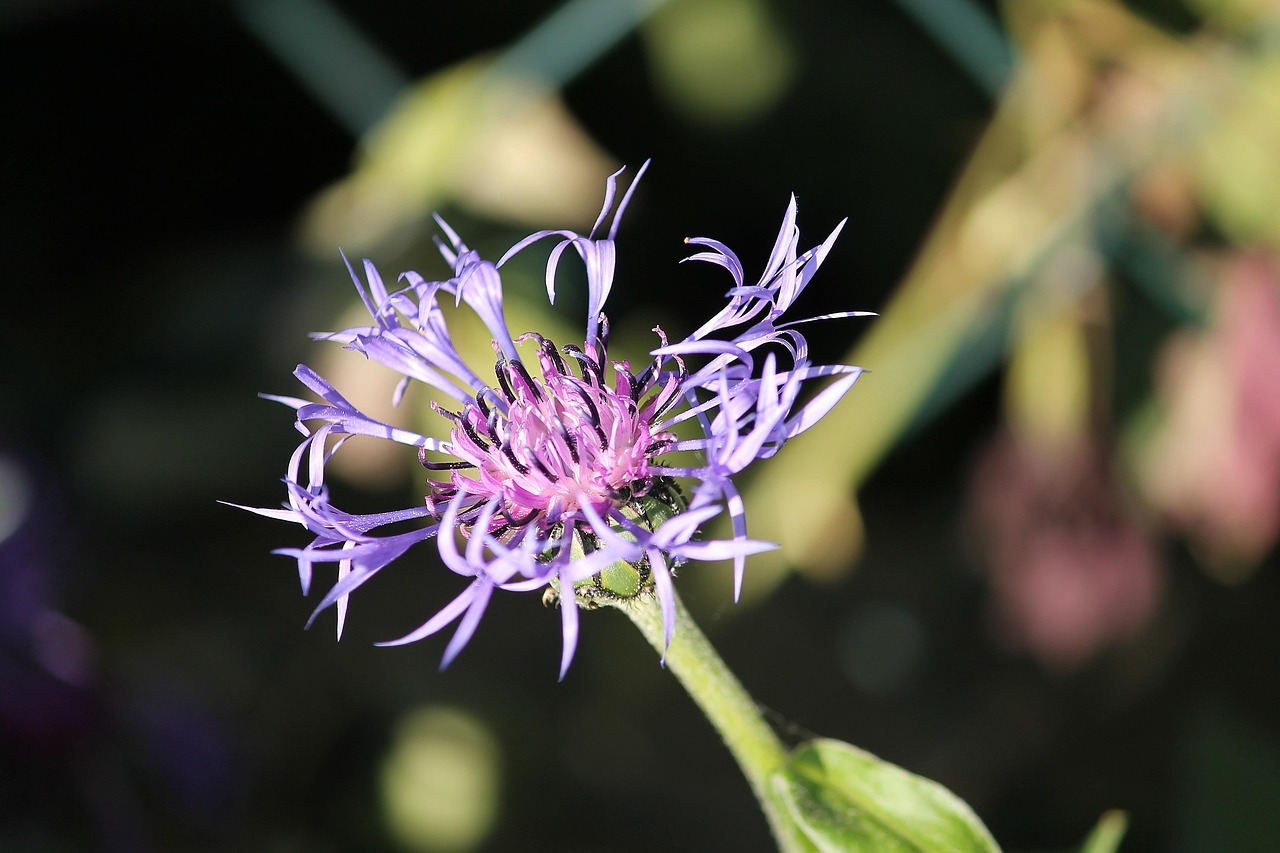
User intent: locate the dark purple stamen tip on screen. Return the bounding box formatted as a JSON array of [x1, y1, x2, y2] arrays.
[[501, 442, 530, 475], [597, 312, 610, 353], [541, 338, 569, 375], [502, 507, 539, 528], [528, 448, 557, 480], [633, 361, 658, 399], [507, 359, 544, 401], [559, 424, 581, 464], [566, 382, 608, 449], [421, 458, 476, 471], [461, 416, 492, 452], [431, 402, 461, 422], [562, 345, 605, 388], [494, 359, 517, 402]]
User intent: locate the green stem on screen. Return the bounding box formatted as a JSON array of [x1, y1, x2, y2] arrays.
[[605, 590, 809, 852]]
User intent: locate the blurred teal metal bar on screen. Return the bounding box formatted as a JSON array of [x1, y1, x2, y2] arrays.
[[892, 0, 1014, 96], [491, 0, 667, 86], [234, 0, 666, 138], [232, 0, 409, 136]]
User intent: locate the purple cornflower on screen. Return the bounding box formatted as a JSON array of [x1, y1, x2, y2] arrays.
[[240, 163, 866, 677]]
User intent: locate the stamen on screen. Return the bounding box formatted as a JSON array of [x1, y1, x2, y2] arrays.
[[506, 359, 544, 401], [633, 360, 658, 400], [420, 457, 476, 471], [563, 345, 605, 388], [494, 359, 518, 402], [501, 442, 530, 475], [502, 506, 539, 528], [559, 424, 580, 464], [473, 392, 504, 440], [613, 361, 637, 399], [431, 402, 461, 422], [528, 448, 557, 481], [476, 386, 506, 414], [645, 438, 674, 455], [424, 482, 457, 515], [463, 405, 497, 442], [517, 331, 547, 347], [597, 312, 610, 355], [644, 361, 689, 419], [541, 338, 569, 375], [460, 416, 492, 452], [566, 382, 608, 450]]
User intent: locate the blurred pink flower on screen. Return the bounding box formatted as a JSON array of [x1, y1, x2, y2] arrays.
[[969, 433, 1162, 670], [1138, 253, 1280, 579]]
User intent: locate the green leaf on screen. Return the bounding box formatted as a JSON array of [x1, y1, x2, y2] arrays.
[[1079, 810, 1127, 853], [771, 738, 1000, 853]]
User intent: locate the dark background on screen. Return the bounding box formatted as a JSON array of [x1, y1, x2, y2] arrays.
[[2, 1, 1278, 851]]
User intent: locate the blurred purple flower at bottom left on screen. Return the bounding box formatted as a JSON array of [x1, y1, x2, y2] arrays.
[[1, 451, 243, 846], [0, 452, 95, 753]]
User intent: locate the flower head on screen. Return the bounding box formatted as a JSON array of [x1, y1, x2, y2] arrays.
[[239, 163, 867, 677]]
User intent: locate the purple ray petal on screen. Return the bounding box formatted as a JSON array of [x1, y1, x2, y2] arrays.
[[441, 581, 494, 669], [557, 573, 580, 682], [376, 580, 485, 647]]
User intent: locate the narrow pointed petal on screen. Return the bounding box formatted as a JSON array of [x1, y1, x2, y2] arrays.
[[335, 557, 352, 639], [455, 261, 519, 362], [608, 159, 649, 240], [557, 574, 581, 682], [441, 581, 494, 669], [783, 368, 865, 439], [649, 548, 676, 661], [377, 581, 483, 647]]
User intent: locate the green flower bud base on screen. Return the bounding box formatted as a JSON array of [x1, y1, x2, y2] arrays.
[[544, 478, 689, 606]]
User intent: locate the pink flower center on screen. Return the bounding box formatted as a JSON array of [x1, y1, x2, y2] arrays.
[[435, 335, 671, 524]]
